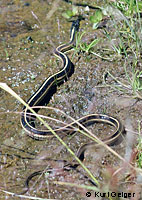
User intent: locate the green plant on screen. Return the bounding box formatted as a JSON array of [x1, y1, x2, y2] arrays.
[[73, 31, 85, 52], [104, 67, 142, 99], [111, 40, 127, 56], [136, 121, 142, 168], [113, 0, 142, 16], [62, 5, 78, 19], [131, 70, 142, 94], [100, 0, 142, 99], [80, 37, 100, 53], [90, 9, 103, 29], [73, 31, 112, 60]]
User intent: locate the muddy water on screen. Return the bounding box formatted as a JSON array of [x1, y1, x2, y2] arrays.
[[0, 0, 142, 199]]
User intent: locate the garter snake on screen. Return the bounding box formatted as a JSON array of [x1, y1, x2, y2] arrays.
[[21, 19, 124, 141], [21, 19, 125, 193], [21, 19, 125, 188]]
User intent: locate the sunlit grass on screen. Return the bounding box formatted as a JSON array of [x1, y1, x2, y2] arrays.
[[104, 67, 142, 99], [136, 121, 142, 168], [102, 2, 142, 191], [101, 0, 142, 100], [73, 31, 112, 60]]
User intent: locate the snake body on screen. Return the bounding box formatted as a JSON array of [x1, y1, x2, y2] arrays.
[[21, 20, 79, 138], [21, 19, 124, 142], [21, 19, 125, 189]]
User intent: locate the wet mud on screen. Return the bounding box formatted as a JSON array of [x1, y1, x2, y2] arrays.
[[0, 0, 142, 199]]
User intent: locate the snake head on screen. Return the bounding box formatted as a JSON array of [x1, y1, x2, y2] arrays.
[[70, 15, 85, 36], [70, 18, 81, 35], [71, 19, 80, 31]]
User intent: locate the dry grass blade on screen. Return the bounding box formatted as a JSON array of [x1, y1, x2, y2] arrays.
[[0, 189, 55, 200], [52, 181, 100, 191], [46, 0, 61, 20], [0, 82, 99, 187]]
